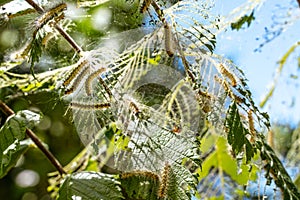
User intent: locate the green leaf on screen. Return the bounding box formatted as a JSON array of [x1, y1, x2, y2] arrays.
[[0, 110, 41, 178], [225, 102, 256, 162], [256, 140, 300, 199], [198, 137, 237, 180], [120, 171, 160, 200], [231, 11, 255, 31], [0, 139, 34, 178], [58, 171, 124, 200]]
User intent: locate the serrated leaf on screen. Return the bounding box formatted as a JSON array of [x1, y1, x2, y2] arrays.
[[225, 102, 255, 162], [58, 171, 123, 200], [256, 140, 300, 199], [0, 110, 40, 178], [120, 171, 160, 200], [0, 139, 34, 178]]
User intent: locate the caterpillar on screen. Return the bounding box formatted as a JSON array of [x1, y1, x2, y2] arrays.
[[164, 23, 174, 57], [140, 0, 152, 13], [7, 8, 36, 19], [197, 89, 212, 100], [121, 171, 159, 181], [35, 3, 67, 31], [42, 13, 65, 47], [85, 67, 106, 96], [214, 75, 243, 103], [32, 3, 66, 40], [70, 102, 111, 110], [63, 59, 89, 87], [158, 163, 170, 198], [64, 66, 90, 95], [219, 64, 237, 87], [267, 130, 275, 148], [52, 12, 65, 24]]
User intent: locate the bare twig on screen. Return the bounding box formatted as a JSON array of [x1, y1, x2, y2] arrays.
[[25, 0, 82, 54], [25, 0, 44, 13], [0, 100, 66, 175]]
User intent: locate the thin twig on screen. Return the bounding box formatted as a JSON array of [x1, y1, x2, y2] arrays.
[[25, 0, 44, 13], [25, 0, 82, 53], [0, 100, 66, 175], [54, 24, 82, 53]]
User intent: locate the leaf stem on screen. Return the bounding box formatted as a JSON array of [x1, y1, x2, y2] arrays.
[[25, 0, 82, 54], [0, 100, 66, 175]]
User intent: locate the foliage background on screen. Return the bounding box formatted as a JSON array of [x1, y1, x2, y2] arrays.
[[0, 0, 299, 199]]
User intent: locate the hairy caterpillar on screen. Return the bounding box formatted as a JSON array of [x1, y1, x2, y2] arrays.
[[55, 12, 65, 23], [121, 171, 159, 181], [267, 130, 275, 148], [218, 64, 237, 87], [85, 68, 106, 96], [197, 89, 212, 100], [164, 23, 174, 57], [41, 13, 65, 47], [158, 163, 170, 198], [248, 110, 256, 142], [64, 66, 90, 95], [31, 3, 66, 40], [63, 60, 89, 87], [214, 75, 243, 103], [70, 102, 110, 110], [196, 90, 213, 113], [140, 0, 152, 13], [7, 8, 36, 19], [35, 3, 67, 31]]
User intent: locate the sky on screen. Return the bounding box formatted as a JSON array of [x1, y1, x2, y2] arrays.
[[214, 0, 300, 126]]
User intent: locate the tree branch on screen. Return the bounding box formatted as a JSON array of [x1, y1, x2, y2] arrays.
[[0, 100, 66, 175], [25, 0, 82, 54]]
